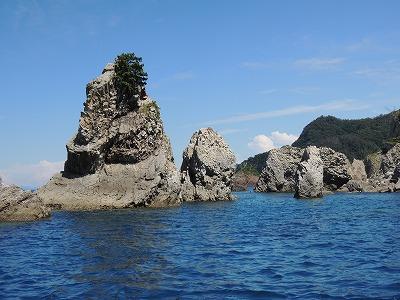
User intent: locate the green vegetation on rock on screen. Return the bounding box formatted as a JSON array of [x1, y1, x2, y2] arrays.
[[292, 110, 400, 160], [114, 53, 148, 107], [236, 152, 268, 176]]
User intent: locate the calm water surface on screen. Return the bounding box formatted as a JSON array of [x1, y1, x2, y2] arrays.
[[0, 192, 399, 299]]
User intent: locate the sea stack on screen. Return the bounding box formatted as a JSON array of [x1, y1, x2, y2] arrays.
[[38, 55, 181, 209], [180, 128, 236, 201], [294, 146, 324, 199]]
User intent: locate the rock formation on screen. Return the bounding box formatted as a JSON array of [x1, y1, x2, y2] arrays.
[[0, 180, 50, 222], [294, 146, 324, 198], [254, 146, 303, 192], [180, 128, 236, 201], [231, 171, 259, 191], [320, 147, 352, 191], [38, 62, 181, 210]]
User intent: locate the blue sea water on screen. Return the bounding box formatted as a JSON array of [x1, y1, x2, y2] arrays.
[[0, 192, 399, 299]]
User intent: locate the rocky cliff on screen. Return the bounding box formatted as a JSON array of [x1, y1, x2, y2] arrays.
[[38, 62, 181, 210], [180, 128, 236, 201]]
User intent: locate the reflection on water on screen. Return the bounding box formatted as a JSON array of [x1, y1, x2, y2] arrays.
[[0, 192, 399, 299]]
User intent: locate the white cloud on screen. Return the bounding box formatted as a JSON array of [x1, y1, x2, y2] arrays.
[[0, 160, 64, 188], [294, 57, 345, 70], [270, 131, 299, 146], [248, 131, 299, 154], [205, 99, 369, 125], [248, 135, 275, 153]]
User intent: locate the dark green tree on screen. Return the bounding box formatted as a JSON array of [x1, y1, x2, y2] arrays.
[[114, 53, 148, 108]]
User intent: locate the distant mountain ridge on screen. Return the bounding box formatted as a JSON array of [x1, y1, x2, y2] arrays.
[[236, 110, 400, 176], [292, 110, 400, 160]]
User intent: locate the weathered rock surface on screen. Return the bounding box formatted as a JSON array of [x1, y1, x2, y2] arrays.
[[0, 181, 50, 222], [180, 128, 236, 201], [254, 146, 303, 192], [350, 159, 367, 182], [294, 146, 323, 198], [320, 147, 352, 191], [231, 171, 259, 191], [38, 63, 181, 210], [381, 143, 400, 178]]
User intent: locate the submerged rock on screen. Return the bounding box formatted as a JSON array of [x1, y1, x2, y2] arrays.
[[0, 182, 50, 222], [38, 62, 181, 210], [180, 128, 236, 201], [294, 146, 323, 198], [254, 146, 303, 192]]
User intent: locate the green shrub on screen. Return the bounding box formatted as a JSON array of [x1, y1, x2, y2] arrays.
[[114, 53, 148, 107]]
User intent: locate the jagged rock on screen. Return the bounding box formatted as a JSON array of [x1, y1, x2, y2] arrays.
[[392, 164, 400, 183], [254, 146, 303, 192], [343, 180, 364, 192], [231, 171, 259, 191], [381, 143, 400, 178], [38, 62, 181, 210], [365, 152, 382, 178], [294, 146, 323, 198], [350, 159, 367, 182], [0, 184, 50, 222], [180, 128, 236, 201], [320, 147, 352, 190]]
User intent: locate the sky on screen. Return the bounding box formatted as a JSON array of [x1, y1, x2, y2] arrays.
[[0, 0, 399, 187]]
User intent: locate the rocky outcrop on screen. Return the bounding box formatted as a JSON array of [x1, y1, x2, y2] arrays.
[[254, 146, 303, 192], [38, 62, 181, 210], [231, 171, 259, 191], [0, 181, 50, 222], [320, 147, 352, 190], [294, 146, 323, 198], [350, 159, 367, 182], [180, 128, 236, 201]]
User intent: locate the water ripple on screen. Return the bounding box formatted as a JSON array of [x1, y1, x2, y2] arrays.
[[0, 192, 399, 299]]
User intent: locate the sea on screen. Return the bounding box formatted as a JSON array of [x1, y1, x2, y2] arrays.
[[0, 191, 399, 299]]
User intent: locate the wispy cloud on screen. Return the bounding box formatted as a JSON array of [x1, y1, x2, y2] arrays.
[[259, 89, 277, 95], [218, 128, 248, 135], [204, 100, 369, 125], [290, 86, 320, 95], [0, 160, 63, 188], [352, 60, 400, 83], [241, 61, 271, 70], [171, 71, 194, 81], [294, 57, 346, 70]]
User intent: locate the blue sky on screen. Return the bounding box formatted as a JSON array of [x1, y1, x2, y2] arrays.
[[0, 0, 399, 187]]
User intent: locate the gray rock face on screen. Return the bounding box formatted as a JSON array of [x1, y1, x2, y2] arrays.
[[392, 164, 400, 183], [254, 146, 303, 192], [350, 159, 367, 182], [180, 128, 236, 201], [320, 147, 352, 190], [0, 184, 50, 222], [381, 143, 400, 178], [38, 63, 181, 210], [294, 146, 323, 198]]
